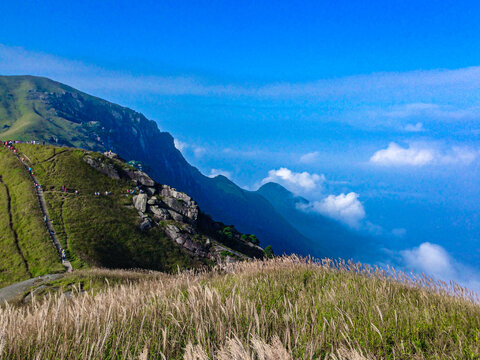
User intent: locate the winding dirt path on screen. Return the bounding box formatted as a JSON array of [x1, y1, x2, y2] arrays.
[[0, 274, 62, 304]]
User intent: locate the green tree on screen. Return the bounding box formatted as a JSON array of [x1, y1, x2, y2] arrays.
[[221, 226, 233, 240], [264, 245, 274, 259], [248, 234, 259, 245]]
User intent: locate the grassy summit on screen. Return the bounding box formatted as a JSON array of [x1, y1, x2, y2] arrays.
[[1, 257, 479, 359]]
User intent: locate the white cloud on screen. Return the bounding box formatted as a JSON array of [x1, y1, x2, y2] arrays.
[[380, 103, 479, 121], [208, 169, 232, 179], [299, 192, 366, 228], [441, 147, 477, 165], [299, 151, 320, 164], [370, 142, 434, 166], [261, 167, 324, 192], [370, 142, 478, 167], [174, 139, 187, 151], [401, 242, 454, 279], [173, 139, 207, 158], [193, 146, 206, 158], [404, 122, 424, 132], [399, 242, 480, 293]]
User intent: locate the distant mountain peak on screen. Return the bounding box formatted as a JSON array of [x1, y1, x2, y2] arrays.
[[257, 182, 308, 204]]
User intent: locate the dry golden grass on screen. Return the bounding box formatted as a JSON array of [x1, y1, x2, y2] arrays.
[[1, 256, 480, 359]]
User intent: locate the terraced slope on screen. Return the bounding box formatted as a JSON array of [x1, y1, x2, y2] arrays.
[[0, 147, 63, 287]]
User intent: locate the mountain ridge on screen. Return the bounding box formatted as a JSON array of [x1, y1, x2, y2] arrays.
[[0, 75, 318, 256]]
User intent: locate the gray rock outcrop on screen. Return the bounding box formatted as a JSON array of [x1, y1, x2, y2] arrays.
[[83, 156, 120, 179], [125, 169, 155, 187], [150, 206, 171, 221], [133, 193, 148, 213], [160, 185, 199, 222]]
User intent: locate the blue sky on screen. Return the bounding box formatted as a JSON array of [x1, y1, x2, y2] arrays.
[[1, 0, 480, 289]]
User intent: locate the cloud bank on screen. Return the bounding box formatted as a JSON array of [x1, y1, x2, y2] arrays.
[[3, 44, 480, 106], [401, 242, 453, 278], [398, 242, 480, 293], [261, 168, 325, 192], [370, 143, 434, 166], [299, 192, 366, 229], [370, 142, 478, 166]]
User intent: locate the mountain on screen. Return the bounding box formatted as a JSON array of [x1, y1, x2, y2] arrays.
[[0, 75, 317, 257], [0, 141, 264, 287], [257, 182, 380, 262]]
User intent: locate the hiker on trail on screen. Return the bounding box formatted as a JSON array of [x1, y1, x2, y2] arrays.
[[61, 249, 66, 262], [28, 167, 32, 173], [75, 190, 79, 196]]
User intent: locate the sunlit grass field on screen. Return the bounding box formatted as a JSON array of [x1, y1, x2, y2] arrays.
[[1, 256, 479, 359]]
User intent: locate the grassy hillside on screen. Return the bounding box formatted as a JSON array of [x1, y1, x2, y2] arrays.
[[11, 143, 200, 272], [1, 257, 479, 359], [0, 147, 63, 287], [1, 143, 264, 289]]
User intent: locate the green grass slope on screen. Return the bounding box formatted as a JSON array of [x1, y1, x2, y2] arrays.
[[2, 257, 480, 359], [0, 147, 63, 287], [0, 76, 106, 149], [12, 143, 199, 273]]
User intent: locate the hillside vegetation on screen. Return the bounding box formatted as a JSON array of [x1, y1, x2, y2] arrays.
[[0, 147, 63, 287], [1, 257, 479, 359], [14, 143, 199, 272], [1, 143, 264, 288]]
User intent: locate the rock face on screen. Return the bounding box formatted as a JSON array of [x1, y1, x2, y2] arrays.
[[150, 206, 171, 221], [83, 156, 120, 179], [129, 182, 208, 257], [139, 218, 152, 231], [164, 224, 206, 257], [125, 169, 155, 187], [160, 185, 199, 222], [133, 194, 148, 213]]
